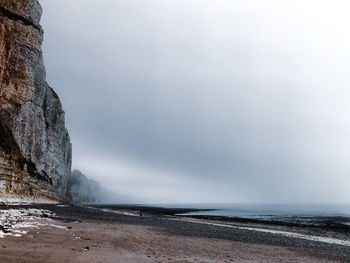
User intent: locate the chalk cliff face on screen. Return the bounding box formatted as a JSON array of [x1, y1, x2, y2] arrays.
[[0, 0, 72, 202]]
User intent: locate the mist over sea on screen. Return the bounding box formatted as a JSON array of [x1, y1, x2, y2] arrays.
[[154, 203, 350, 221]]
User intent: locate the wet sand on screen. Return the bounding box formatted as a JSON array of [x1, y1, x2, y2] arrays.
[[0, 204, 349, 262]]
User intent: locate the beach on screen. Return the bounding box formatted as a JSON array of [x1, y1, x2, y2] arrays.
[[0, 204, 349, 262]]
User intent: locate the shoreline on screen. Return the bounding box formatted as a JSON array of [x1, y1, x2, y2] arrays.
[[88, 204, 350, 241], [1, 204, 350, 262]]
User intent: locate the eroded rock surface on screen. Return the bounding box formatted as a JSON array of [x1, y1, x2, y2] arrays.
[[0, 0, 72, 202]]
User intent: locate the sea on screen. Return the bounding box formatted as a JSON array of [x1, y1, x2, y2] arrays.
[[152, 203, 350, 226]]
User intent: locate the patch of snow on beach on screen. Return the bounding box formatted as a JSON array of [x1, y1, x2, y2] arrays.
[[0, 195, 58, 205], [0, 209, 65, 238]]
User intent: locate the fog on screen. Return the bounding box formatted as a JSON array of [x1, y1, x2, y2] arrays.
[[40, 0, 350, 203]]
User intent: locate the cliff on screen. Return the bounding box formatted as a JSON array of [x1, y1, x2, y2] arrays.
[[66, 170, 131, 204], [0, 0, 72, 202], [66, 170, 102, 204]]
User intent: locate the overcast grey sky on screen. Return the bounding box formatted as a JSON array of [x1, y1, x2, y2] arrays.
[[40, 0, 350, 203]]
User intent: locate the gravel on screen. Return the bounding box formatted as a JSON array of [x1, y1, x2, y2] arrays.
[[1, 204, 350, 262]]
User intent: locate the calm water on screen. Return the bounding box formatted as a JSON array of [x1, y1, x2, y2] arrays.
[[153, 203, 350, 221]]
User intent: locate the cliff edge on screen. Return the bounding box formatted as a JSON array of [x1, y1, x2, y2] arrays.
[[0, 0, 72, 202]]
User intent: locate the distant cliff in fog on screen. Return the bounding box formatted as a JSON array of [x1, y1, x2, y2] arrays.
[[66, 170, 128, 204], [66, 170, 102, 204]]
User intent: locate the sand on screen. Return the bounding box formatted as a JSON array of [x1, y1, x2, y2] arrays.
[[0, 220, 340, 263]]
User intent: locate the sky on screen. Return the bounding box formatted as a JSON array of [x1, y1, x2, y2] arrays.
[[40, 0, 350, 204]]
